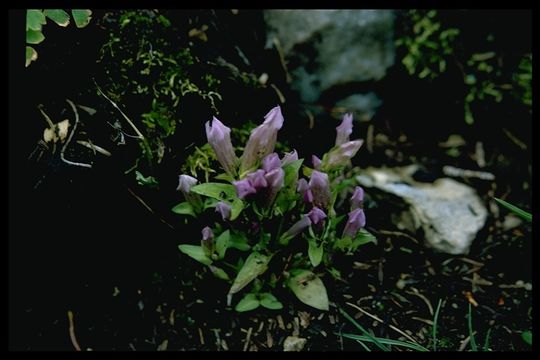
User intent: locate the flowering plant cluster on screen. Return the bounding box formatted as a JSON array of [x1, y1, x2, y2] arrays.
[[173, 106, 375, 312]]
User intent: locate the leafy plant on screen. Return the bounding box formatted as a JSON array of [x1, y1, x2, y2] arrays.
[[397, 10, 532, 125], [174, 107, 375, 311], [26, 9, 92, 67]]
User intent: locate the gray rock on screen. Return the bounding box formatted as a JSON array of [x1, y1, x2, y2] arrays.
[[264, 10, 395, 111], [356, 165, 488, 255], [283, 336, 307, 351]]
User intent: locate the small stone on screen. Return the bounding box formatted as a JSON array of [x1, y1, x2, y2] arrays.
[[283, 336, 307, 351]]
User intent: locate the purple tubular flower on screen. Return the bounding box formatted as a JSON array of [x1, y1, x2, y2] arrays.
[[246, 169, 268, 190], [177, 174, 198, 193], [201, 226, 215, 257], [335, 113, 353, 146], [309, 170, 332, 209], [350, 186, 364, 210], [297, 178, 313, 204], [240, 106, 284, 173], [205, 117, 238, 176], [308, 207, 327, 226], [262, 153, 282, 172], [312, 155, 322, 170], [281, 150, 298, 166], [323, 140, 364, 170], [233, 178, 257, 199], [215, 201, 232, 221], [342, 208, 366, 238], [177, 174, 202, 209], [281, 215, 312, 244], [265, 167, 285, 204]]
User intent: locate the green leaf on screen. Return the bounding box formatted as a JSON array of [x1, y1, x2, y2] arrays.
[[228, 252, 271, 295], [351, 229, 377, 248], [178, 245, 212, 265], [230, 198, 244, 220], [235, 293, 260, 312], [259, 293, 283, 310], [27, 10, 46, 31], [308, 239, 323, 267], [494, 197, 532, 222], [229, 232, 251, 251], [135, 171, 159, 188], [215, 230, 230, 259], [341, 333, 429, 352], [71, 9, 92, 28], [43, 9, 70, 27], [25, 46, 38, 67], [26, 29, 45, 44], [283, 159, 303, 188], [522, 331, 532, 346], [287, 269, 329, 311], [171, 202, 196, 217], [209, 265, 230, 280], [190, 183, 236, 200]]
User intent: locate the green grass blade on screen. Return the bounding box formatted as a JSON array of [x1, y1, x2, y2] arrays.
[[468, 303, 478, 351], [432, 298, 443, 351], [339, 308, 391, 351], [341, 333, 430, 352], [483, 328, 492, 351], [494, 197, 532, 222]]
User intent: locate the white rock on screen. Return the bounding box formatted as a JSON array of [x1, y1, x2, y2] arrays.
[[283, 336, 307, 351], [357, 166, 488, 255]]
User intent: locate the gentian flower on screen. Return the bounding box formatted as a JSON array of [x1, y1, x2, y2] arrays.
[[350, 186, 364, 210], [280, 215, 312, 244], [215, 201, 232, 221], [233, 178, 257, 199], [246, 169, 268, 190], [262, 153, 281, 172], [309, 170, 332, 209], [240, 106, 284, 173], [342, 208, 366, 238], [201, 226, 215, 257], [205, 117, 238, 177], [308, 207, 327, 226], [335, 113, 353, 146], [323, 140, 363, 170], [281, 150, 298, 166]]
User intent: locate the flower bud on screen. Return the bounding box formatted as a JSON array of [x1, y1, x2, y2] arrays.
[[201, 226, 215, 257], [233, 178, 257, 199], [342, 208, 366, 238], [323, 140, 363, 170], [335, 113, 353, 146], [215, 201, 232, 221], [262, 153, 281, 173], [246, 169, 268, 190], [308, 207, 327, 226], [309, 170, 331, 209], [350, 186, 364, 210], [312, 155, 322, 170], [205, 117, 238, 176], [281, 150, 298, 166]]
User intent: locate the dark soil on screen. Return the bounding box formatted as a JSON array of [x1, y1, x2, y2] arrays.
[[10, 9, 532, 351]]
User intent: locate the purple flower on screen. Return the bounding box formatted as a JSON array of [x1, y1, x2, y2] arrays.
[[246, 169, 268, 190], [215, 201, 232, 221], [177, 174, 202, 209], [205, 117, 238, 176], [262, 153, 281, 172], [323, 140, 364, 170], [350, 186, 364, 210], [233, 178, 257, 199], [312, 155, 322, 170], [240, 106, 284, 173], [342, 208, 366, 238], [265, 167, 285, 204], [297, 178, 313, 204], [201, 226, 215, 257], [309, 170, 332, 209], [281, 150, 298, 166], [335, 113, 353, 146], [308, 207, 327, 225], [177, 174, 198, 194], [280, 215, 312, 245]]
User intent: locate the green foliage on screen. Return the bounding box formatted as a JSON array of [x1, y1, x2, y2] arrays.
[[397, 10, 532, 125], [25, 9, 92, 67], [98, 10, 224, 168], [396, 10, 459, 80], [135, 170, 159, 188], [521, 330, 532, 346]]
